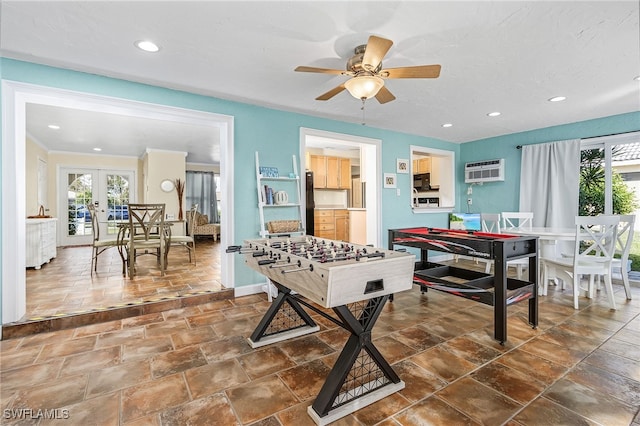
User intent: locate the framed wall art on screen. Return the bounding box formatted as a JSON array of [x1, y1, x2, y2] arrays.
[[397, 158, 409, 174], [384, 173, 397, 189]]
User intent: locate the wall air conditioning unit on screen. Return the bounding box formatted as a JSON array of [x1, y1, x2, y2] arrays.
[[464, 158, 505, 183]]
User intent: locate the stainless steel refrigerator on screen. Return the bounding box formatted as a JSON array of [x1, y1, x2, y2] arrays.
[[305, 171, 315, 235]]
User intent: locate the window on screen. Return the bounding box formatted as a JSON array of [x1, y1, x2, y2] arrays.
[[580, 134, 640, 216], [580, 133, 639, 273], [185, 171, 219, 223]]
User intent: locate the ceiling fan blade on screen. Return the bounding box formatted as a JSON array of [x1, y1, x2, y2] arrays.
[[382, 64, 442, 79], [375, 86, 396, 104], [316, 84, 346, 101], [362, 35, 393, 71], [295, 66, 345, 75]]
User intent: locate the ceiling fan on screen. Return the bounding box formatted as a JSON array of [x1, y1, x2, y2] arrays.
[[295, 35, 441, 104]]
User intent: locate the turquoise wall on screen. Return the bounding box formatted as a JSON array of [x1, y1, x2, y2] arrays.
[[2, 57, 638, 315], [0, 58, 458, 294], [458, 112, 640, 215]]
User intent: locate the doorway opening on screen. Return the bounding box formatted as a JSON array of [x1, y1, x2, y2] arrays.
[[2, 81, 235, 325], [300, 128, 381, 247]]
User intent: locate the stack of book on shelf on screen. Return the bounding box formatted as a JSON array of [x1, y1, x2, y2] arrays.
[[261, 184, 274, 205]]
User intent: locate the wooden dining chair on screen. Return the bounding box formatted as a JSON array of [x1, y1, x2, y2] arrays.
[[543, 215, 620, 309], [169, 204, 198, 264], [88, 204, 121, 275], [501, 212, 534, 279], [124, 203, 169, 278]]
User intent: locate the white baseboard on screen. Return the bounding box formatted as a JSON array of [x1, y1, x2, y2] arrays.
[[233, 281, 268, 298]]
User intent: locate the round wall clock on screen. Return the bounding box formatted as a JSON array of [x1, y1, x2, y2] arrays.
[[160, 179, 175, 192]]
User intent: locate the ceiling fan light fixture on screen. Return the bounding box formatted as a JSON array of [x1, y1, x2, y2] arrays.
[[344, 75, 384, 100]]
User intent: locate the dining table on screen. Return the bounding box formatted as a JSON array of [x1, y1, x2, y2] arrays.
[[503, 226, 576, 295]]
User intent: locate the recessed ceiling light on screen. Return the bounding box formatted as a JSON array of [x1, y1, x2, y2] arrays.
[[48, 124, 60, 130], [487, 112, 501, 117], [93, 148, 102, 152], [635, 76, 640, 81], [135, 40, 160, 53], [442, 123, 453, 128], [548, 96, 566, 102]]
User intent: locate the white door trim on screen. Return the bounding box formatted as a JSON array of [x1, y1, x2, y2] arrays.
[[1, 80, 235, 324], [299, 127, 382, 247]]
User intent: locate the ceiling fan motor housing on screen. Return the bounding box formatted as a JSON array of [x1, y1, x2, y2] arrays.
[[347, 44, 382, 74]]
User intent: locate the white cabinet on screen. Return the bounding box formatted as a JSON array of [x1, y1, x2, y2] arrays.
[[348, 210, 366, 245], [26, 218, 57, 269], [430, 157, 441, 187]]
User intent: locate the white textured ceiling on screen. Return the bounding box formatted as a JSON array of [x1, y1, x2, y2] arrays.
[[2, 1, 639, 164]]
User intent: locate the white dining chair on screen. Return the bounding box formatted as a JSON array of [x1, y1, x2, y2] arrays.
[[501, 212, 534, 279], [543, 215, 620, 310], [594, 214, 635, 301], [480, 213, 501, 273]]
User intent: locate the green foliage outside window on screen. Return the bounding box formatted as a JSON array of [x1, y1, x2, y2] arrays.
[[579, 148, 639, 270]]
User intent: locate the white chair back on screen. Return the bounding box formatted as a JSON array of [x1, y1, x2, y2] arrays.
[[614, 214, 635, 258], [481, 213, 501, 233], [573, 215, 620, 268], [502, 212, 533, 230]]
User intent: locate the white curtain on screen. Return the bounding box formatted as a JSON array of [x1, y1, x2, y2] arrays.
[[519, 139, 580, 227], [185, 171, 218, 223]]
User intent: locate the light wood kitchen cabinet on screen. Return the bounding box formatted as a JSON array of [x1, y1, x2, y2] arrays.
[[338, 158, 351, 189], [413, 157, 431, 174], [310, 155, 327, 188], [314, 209, 335, 239], [326, 156, 339, 188], [334, 209, 349, 241], [310, 155, 351, 190], [314, 209, 349, 241]]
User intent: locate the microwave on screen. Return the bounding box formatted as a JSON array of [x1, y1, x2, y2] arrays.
[[413, 173, 431, 191]]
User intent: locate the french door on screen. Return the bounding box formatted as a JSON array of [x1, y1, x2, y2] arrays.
[[59, 168, 135, 246]]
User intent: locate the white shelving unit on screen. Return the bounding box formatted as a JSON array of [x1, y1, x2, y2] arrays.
[[255, 152, 306, 301], [255, 152, 305, 238]]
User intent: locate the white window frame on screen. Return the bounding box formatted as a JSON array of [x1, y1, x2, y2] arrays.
[[580, 131, 640, 214]]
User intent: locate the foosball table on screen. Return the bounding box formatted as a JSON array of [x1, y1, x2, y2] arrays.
[[388, 227, 539, 344], [228, 235, 415, 425]]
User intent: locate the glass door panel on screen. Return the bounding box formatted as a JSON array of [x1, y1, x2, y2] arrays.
[[59, 168, 135, 246], [62, 170, 95, 246], [99, 171, 132, 237]]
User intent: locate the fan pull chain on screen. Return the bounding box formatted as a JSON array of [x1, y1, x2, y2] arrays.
[[361, 97, 366, 125]]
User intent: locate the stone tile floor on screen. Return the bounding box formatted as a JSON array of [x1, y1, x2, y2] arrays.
[[24, 238, 225, 320], [2, 268, 640, 425]]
